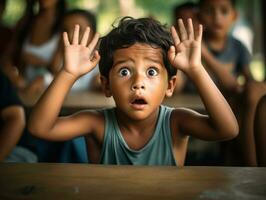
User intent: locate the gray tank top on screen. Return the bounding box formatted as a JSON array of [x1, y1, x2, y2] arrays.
[[100, 105, 177, 166]]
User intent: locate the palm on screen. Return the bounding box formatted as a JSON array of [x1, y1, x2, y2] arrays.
[[63, 25, 100, 78], [169, 19, 203, 73]]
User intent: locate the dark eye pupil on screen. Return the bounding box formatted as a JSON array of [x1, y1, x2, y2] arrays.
[[121, 69, 128, 76], [148, 69, 155, 76]]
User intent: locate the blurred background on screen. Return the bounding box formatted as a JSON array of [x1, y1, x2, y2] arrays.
[[1, 0, 265, 81]]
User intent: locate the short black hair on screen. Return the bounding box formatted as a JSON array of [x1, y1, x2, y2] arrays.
[[199, 0, 236, 8], [99, 16, 177, 79], [64, 9, 97, 33]]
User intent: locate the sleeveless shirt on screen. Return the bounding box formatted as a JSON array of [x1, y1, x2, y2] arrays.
[[100, 105, 177, 166]]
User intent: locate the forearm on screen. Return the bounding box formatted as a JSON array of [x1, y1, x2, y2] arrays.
[[188, 66, 239, 138], [28, 70, 77, 136], [0, 118, 25, 161], [203, 50, 239, 92]]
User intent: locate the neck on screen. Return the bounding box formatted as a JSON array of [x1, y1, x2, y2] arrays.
[[115, 107, 160, 136], [39, 6, 57, 19]]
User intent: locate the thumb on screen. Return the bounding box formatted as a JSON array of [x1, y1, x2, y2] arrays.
[[91, 50, 101, 66], [168, 46, 176, 65]]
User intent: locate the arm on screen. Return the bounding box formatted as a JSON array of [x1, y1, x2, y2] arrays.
[[0, 106, 25, 161], [168, 19, 238, 141], [28, 25, 101, 141], [201, 43, 240, 92]]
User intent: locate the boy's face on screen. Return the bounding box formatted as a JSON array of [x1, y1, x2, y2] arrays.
[[199, 0, 237, 39], [102, 43, 176, 120]]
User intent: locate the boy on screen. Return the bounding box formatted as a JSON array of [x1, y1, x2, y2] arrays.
[[198, 0, 266, 166], [28, 17, 238, 166]]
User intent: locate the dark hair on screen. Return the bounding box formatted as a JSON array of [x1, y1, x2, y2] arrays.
[[99, 16, 177, 79], [173, 2, 198, 17], [64, 9, 97, 33], [199, 0, 236, 8]]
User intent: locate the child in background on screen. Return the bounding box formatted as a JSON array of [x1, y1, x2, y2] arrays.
[[198, 0, 266, 166], [2, 0, 66, 94], [51, 9, 100, 91], [28, 17, 238, 166], [172, 2, 199, 94], [173, 2, 199, 28]]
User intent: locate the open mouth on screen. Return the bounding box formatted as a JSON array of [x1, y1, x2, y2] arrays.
[[130, 97, 147, 109], [132, 98, 147, 105]]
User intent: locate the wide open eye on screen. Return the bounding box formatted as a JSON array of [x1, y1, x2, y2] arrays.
[[147, 67, 158, 77], [119, 68, 131, 77]]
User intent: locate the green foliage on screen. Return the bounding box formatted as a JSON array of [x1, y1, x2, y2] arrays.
[[2, 0, 25, 27]]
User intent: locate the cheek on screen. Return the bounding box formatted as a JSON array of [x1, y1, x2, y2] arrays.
[[146, 77, 167, 92]]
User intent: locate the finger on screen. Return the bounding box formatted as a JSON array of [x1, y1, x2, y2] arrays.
[[81, 27, 91, 46], [171, 26, 180, 47], [187, 18, 194, 40], [72, 24, 80, 45], [195, 24, 203, 42], [87, 32, 100, 53], [63, 32, 70, 46], [178, 19, 188, 41], [167, 45, 176, 64]]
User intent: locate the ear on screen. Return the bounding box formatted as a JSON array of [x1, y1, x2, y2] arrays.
[[100, 75, 112, 97], [165, 75, 177, 97]]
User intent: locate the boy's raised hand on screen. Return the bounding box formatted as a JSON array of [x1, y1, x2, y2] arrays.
[[168, 19, 203, 74], [63, 25, 100, 78]]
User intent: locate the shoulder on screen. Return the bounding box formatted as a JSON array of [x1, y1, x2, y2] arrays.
[[229, 36, 250, 53], [171, 107, 207, 134], [170, 107, 202, 124], [72, 109, 105, 127]]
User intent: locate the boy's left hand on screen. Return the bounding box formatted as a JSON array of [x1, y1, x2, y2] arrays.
[[168, 19, 203, 74]]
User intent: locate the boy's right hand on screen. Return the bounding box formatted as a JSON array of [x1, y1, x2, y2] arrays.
[[63, 25, 100, 79]]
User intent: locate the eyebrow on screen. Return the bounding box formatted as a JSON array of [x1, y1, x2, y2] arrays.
[[113, 57, 163, 66], [144, 57, 163, 65], [113, 59, 134, 67]]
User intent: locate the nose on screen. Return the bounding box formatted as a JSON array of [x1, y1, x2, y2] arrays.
[[131, 74, 145, 91], [214, 10, 222, 24]]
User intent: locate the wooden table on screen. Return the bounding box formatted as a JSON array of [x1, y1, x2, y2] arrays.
[[0, 163, 265, 200], [19, 91, 204, 110]]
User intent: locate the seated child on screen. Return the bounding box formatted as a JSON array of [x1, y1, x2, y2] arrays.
[[28, 17, 238, 166], [198, 0, 266, 166]]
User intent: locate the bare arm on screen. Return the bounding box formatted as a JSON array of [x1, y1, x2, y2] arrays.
[[28, 25, 101, 141], [0, 106, 25, 161], [168, 19, 238, 141]]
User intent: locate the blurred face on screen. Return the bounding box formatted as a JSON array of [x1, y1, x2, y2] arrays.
[[63, 14, 94, 43], [103, 43, 175, 121], [38, 0, 58, 9], [199, 0, 237, 39]]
